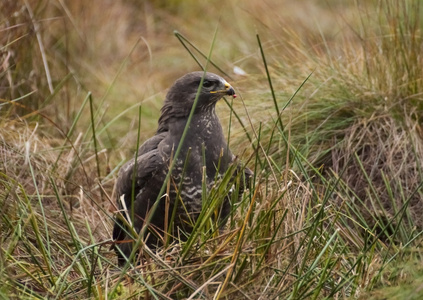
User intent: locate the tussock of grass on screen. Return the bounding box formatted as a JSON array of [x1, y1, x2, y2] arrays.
[[1, 0, 423, 299]]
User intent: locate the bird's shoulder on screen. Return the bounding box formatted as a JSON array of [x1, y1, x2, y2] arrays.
[[137, 131, 168, 155], [117, 132, 169, 196]]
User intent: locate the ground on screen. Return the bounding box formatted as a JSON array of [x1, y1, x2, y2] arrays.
[[1, 0, 423, 299]]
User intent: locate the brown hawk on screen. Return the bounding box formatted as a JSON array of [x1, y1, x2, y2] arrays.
[[113, 71, 252, 265]]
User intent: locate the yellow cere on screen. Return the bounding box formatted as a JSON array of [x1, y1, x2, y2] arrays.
[[210, 81, 232, 94]]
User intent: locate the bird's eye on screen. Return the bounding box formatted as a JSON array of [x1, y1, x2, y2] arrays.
[[202, 80, 214, 88]]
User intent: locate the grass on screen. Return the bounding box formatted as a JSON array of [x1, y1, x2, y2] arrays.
[[1, 0, 423, 299]]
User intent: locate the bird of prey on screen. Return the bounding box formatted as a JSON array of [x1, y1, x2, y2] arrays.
[[113, 71, 252, 265]]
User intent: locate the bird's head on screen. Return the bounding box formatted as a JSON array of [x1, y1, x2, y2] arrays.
[[167, 71, 236, 107], [158, 72, 236, 131]]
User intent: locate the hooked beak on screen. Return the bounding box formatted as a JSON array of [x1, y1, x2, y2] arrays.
[[224, 82, 237, 98], [210, 81, 237, 98]]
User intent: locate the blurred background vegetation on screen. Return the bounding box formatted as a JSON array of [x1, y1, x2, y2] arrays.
[[1, 0, 423, 299]]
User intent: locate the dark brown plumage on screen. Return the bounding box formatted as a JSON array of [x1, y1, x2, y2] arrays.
[[113, 71, 252, 265]]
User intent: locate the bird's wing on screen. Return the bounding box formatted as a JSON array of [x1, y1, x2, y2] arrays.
[[244, 166, 254, 180], [113, 145, 164, 243], [116, 149, 162, 203], [117, 131, 167, 198], [230, 155, 254, 191], [137, 131, 167, 154]]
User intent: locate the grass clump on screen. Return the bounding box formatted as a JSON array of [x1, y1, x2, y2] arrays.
[[250, 0, 423, 240], [1, 0, 423, 299]]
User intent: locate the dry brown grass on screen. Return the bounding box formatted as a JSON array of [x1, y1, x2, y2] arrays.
[[1, 0, 423, 299], [330, 113, 423, 230]]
